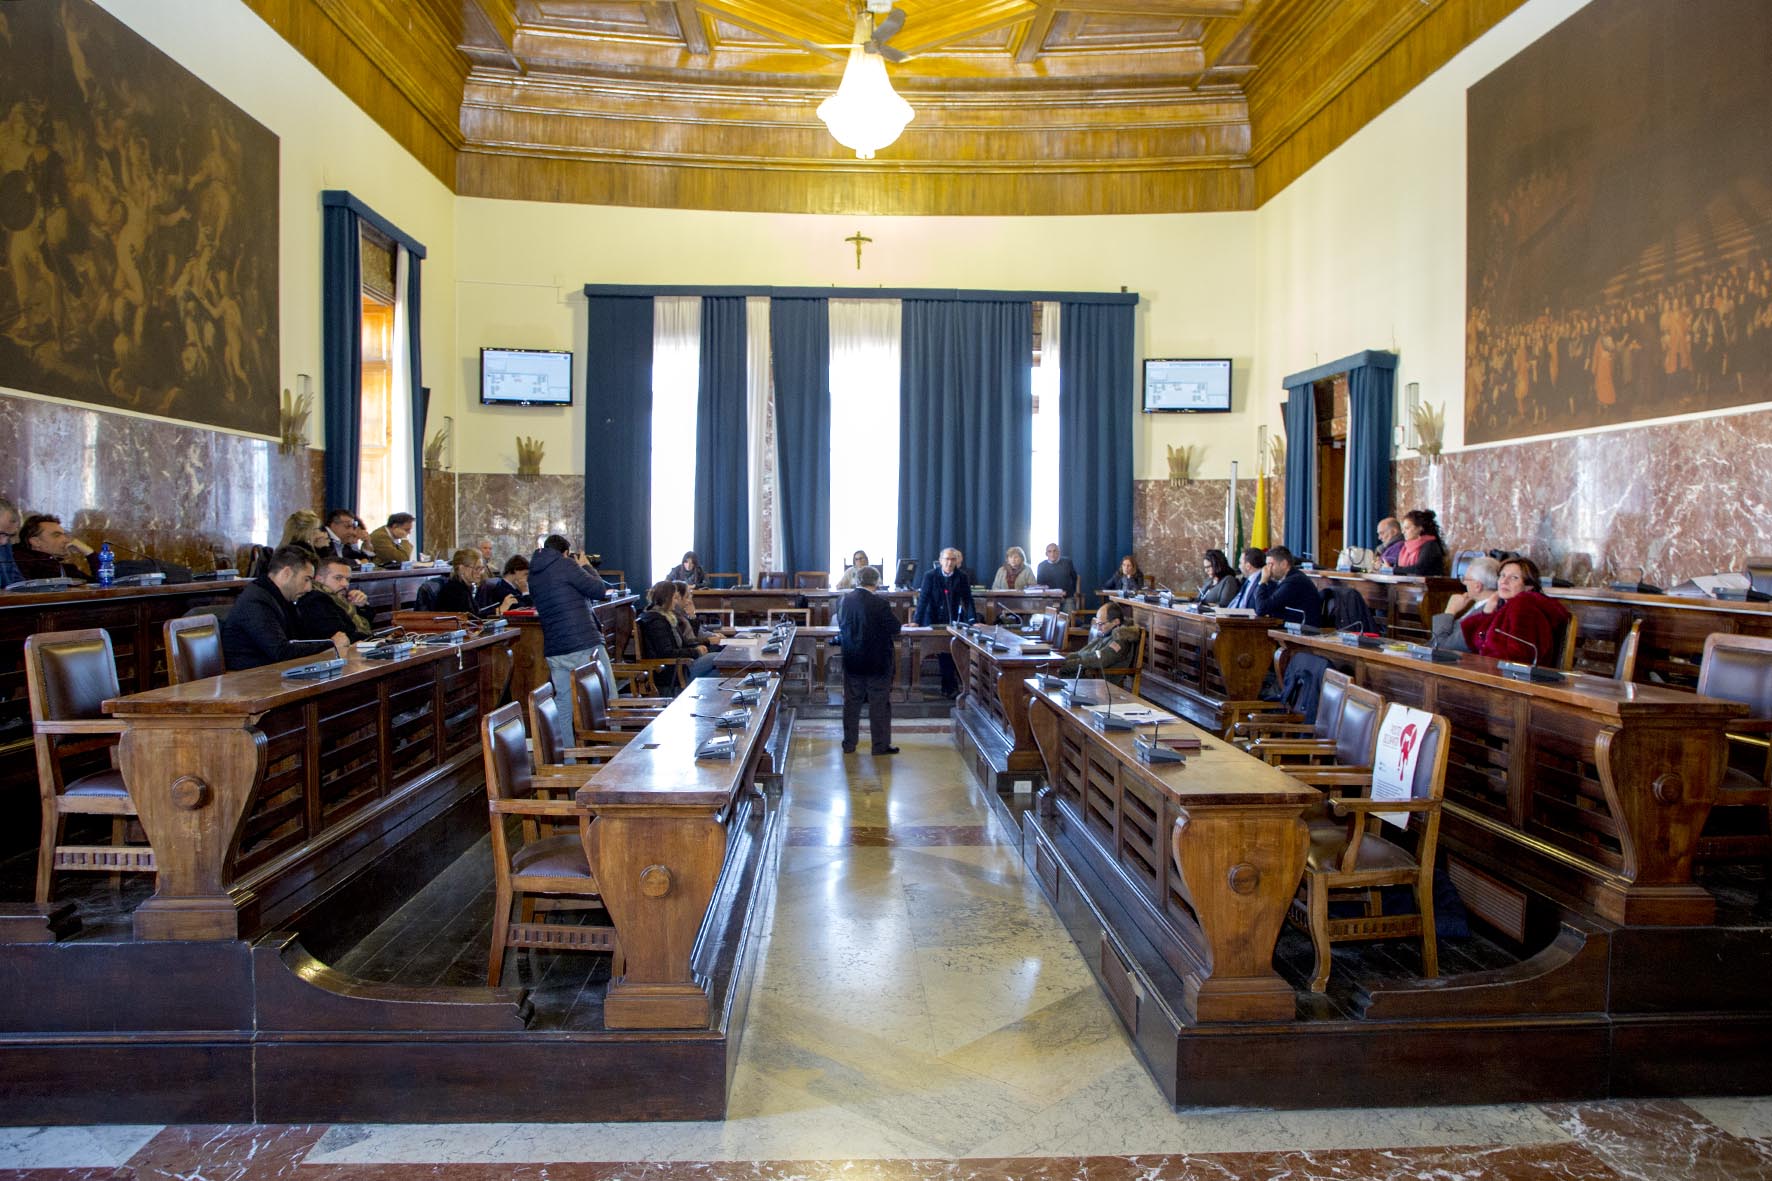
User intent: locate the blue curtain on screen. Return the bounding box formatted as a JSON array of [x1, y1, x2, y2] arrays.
[[1345, 360, 1396, 556], [406, 251, 426, 552], [1282, 383, 1317, 556], [692, 297, 750, 576], [321, 204, 361, 516], [897, 300, 1033, 579], [1057, 302, 1135, 595], [585, 296, 655, 577], [771, 298, 830, 580]]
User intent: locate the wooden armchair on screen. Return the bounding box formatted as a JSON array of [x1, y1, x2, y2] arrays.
[[163, 614, 224, 684], [1042, 611, 1073, 650], [1612, 619, 1643, 682], [480, 701, 616, 987], [24, 629, 156, 902], [1551, 615, 1579, 671], [794, 571, 829, 589], [704, 571, 741, 588], [1250, 681, 1383, 777], [1227, 669, 1351, 751], [757, 571, 790, 590], [591, 649, 668, 721], [569, 662, 646, 747], [1694, 633, 1772, 862], [631, 619, 695, 696], [695, 608, 736, 631], [1288, 708, 1452, 992], [1098, 626, 1146, 697], [524, 684, 624, 786]]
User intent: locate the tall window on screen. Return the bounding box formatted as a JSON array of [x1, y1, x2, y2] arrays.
[[827, 299, 902, 581], [356, 293, 396, 530], [1029, 301, 1061, 562], [650, 296, 701, 584]]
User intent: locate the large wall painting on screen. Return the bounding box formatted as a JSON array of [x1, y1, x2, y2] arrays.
[[0, 0, 279, 436], [1464, 0, 1772, 446]]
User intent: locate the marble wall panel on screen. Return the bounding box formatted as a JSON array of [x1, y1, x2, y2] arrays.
[[421, 469, 458, 556], [1393, 410, 1772, 587], [1132, 478, 1265, 593], [453, 472, 586, 572], [0, 392, 316, 573]]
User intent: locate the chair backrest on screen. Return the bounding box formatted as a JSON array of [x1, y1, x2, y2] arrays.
[[570, 661, 612, 732], [1451, 549, 1486, 579], [705, 571, 741, 588], [164, 614, 223, 684], [24, 629, 120, 723], [1042, 612, 1069, 647], [1552, 614, 1578, 670], [1315, 669, 1352, 741], [758, 571, 790, 590], [523, 683, 569, 769], [794, 571, 829, 589], [1698, 633, 1772, 720], [632, 616, 654, 660], [481, 700, 534, 802], [593, 647, 622, 703], [1333, 683, 1385, 766], [767, 608, 810, 624], [1403, 712, 1451, 803], [414, 577, 445, 611], [1613, 619, 1643, 682]]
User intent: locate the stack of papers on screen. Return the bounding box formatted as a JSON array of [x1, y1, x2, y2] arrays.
[[1086, 703, 1179, 726]]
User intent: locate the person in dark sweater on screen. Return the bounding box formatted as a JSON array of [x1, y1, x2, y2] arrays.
[[837, 565, 903, 755], [222, 546, 348, 670], [529, 534, 609, 705], [914, 547, 975, 697], [1036, 542, 1080, 611], [636, 581, 717, 693], [1253, 545, 1322, 627], [297, 554, 374, 643], [476, 554, 531, 613], [433, 548, 486, 614]]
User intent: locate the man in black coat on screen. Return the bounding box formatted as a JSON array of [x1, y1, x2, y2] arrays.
[[297, 554, 374, 643], [222, 546, 348, 671], [1253, 545, 1323, 628], [837, 565, 903, 755], [913, 546, 974, 697], [529, 534, 608, 704]]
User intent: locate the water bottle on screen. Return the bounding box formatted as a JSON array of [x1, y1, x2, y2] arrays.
[[96, 542, 115, 587]]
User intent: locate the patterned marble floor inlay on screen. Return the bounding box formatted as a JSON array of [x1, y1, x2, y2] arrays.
[[5, 728, 1772, 1180]]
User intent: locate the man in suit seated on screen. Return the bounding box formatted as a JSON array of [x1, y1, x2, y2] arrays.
[[222, 546, 349, 670], [298, 554, 374, 643], [1228, 547, 1266, 610], [1253, 545, 1322, 627], [13, 514, 95, 582], [367, 512, 418, 565], [323, 508, 372, 562], [1056, 602, 1141, 677]]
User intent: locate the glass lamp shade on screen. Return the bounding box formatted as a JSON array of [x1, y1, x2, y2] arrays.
[[816, 45, 914, 160]]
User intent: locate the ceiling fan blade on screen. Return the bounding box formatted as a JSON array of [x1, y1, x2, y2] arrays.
[[872, 42, 908, 63], [872, 6, 906, 44]]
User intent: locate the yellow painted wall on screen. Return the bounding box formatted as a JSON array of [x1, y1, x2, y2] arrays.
[[449, 201, 1263, 479]]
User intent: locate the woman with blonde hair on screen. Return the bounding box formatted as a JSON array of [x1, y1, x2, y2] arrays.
[[992, 545, 1034, 590]]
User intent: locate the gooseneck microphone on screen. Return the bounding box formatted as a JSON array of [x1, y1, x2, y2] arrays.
[[1493, 628, 1566, 682]]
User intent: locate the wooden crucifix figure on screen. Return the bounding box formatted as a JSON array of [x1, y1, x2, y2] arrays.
[[845, 230, 873, 270]]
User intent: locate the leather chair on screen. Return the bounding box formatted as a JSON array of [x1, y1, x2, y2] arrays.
[[480, 701, 615, 987], [1228, 669, 1351, 752], [1694, 633, 1772, 861], [1288, 708, 1452, 992], [525, 684, 625, 783], [1251, 680, 1383, 775], [24, 629, 156, 902], [591, 648, 668, 720], [757, 571, 790, 590], [164, 614, 223, 684], [569, 663, 645, 748], [1613, 619, 1643, 682], [794, 571, 829, 590], [704, 571, 741, 588], [413, 577, 445, 611]]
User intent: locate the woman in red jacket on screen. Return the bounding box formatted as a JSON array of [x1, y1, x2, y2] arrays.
[[1461, 556, 1571, 665]]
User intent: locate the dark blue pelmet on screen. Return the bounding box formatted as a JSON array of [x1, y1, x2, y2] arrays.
[[896, 300, 1033, 581], [584, 296, 655, 577], [693, 297, 750, 577], [770, 299, 831, 581], [1056, 302, 1135, 596]]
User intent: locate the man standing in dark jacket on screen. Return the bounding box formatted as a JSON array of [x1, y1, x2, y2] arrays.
[[1253, 545, 1322, 628], [529, 534, 608, 704], [838, 565, 903, 755], [222, 546, 348, 670], [914, 546, 974, 697]]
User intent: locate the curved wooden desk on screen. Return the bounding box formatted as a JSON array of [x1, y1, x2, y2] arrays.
[[1109, 594, 1280, 730], [949, 624, 1062, 788]]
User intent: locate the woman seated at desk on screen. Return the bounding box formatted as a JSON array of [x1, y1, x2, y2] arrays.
[[432, 548, 488, 614], [639, 580, 718, 692], [1386, 508, 1449, 576], [666, 550, 708, 589], [992, 546, 1034, 590], [1431, 556, 1501, 652], [1462, 556, 1571, 664], [674, 582, 727, 649], [1103, 555, 1143, 595], [1197, 548, 1242, 607]]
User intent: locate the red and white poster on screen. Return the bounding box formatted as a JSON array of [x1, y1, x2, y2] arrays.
[[1369, 704, 1434, 830]]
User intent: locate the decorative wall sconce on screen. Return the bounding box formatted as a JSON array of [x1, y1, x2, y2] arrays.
[[516, 436, 545, 480], [1166, 443, 1199, 486], [279, 378, 313, 454]]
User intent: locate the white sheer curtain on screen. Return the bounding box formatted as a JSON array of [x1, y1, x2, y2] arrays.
[[746, 296, 781, 582], [1029, 300, 1061, 561], [827, 298, 901, 580], [650, 296, 700, 584]]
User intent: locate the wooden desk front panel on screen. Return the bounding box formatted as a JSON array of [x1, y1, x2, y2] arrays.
[[1116, 599, 1277, 729]]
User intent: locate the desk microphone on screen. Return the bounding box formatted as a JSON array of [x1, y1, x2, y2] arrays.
[[1283, 606, 1318, 635], [1494, 629, 1566, 682]]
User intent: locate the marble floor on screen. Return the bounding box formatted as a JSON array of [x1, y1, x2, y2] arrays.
[[5, 719, 1772, 1179]]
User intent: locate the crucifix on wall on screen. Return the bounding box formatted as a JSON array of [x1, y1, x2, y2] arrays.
[[845, 230, 872, 270]]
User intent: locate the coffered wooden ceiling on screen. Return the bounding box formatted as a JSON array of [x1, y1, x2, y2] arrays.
[[246, 0, 1526, 215]]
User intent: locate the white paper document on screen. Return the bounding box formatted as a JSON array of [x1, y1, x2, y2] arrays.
[[1087, 704, 1180, 726], [1369, 704, 1434, 829]]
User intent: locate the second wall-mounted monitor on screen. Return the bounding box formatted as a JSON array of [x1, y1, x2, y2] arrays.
[[1143, 358, 1232, 413], [481, 347, 573, 407]]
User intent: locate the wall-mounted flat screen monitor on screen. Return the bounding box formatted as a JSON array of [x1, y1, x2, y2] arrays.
[[481, 347, 573, 407], [1143, 358, 1232, 413]]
